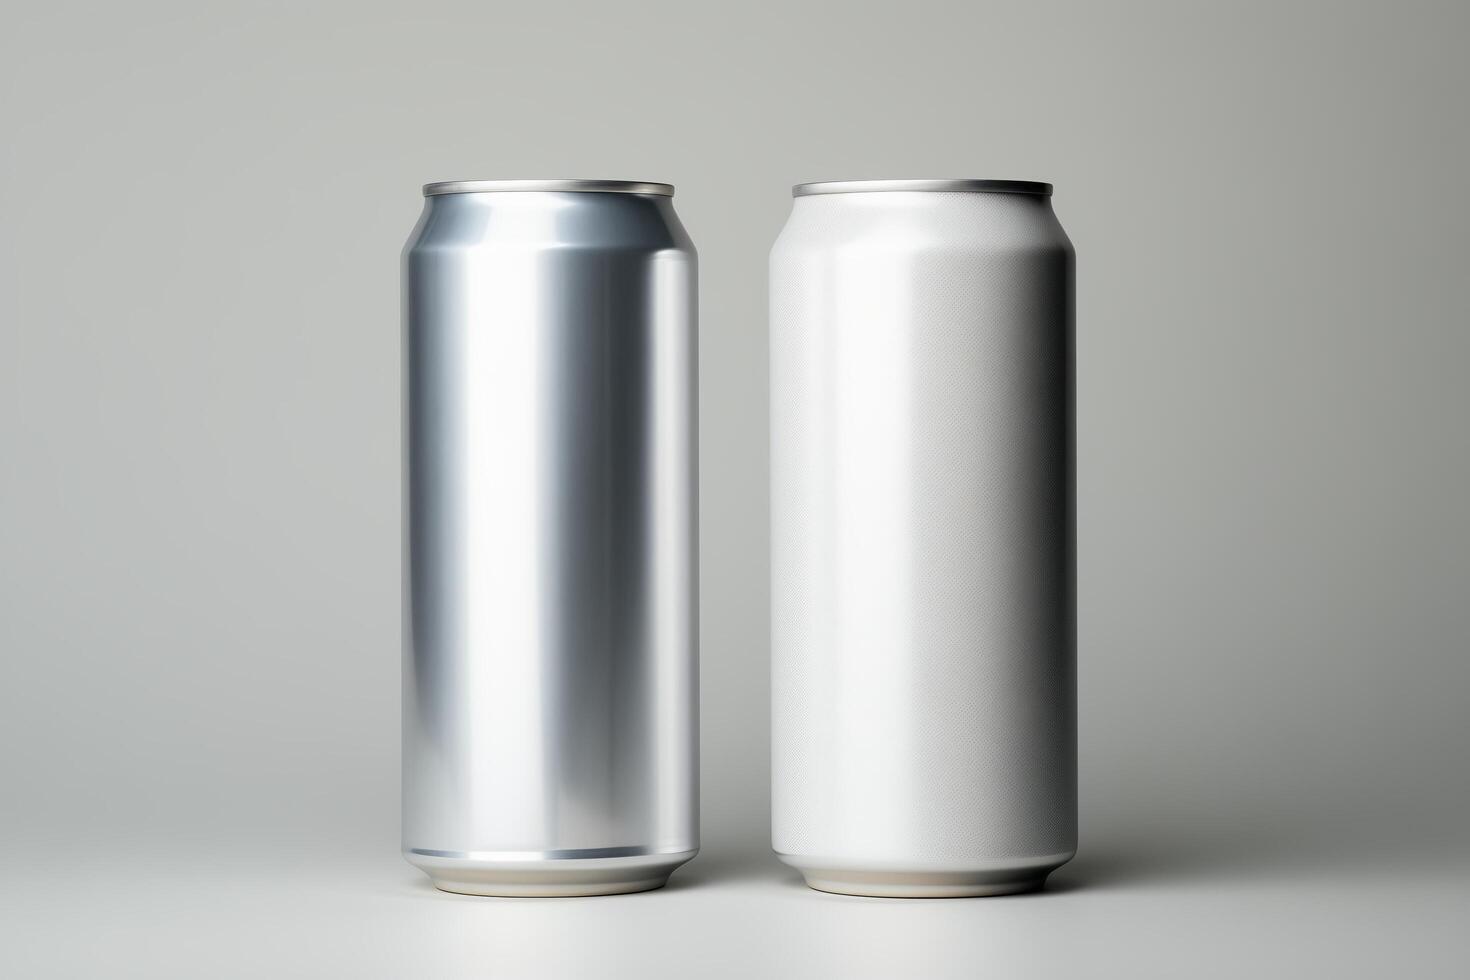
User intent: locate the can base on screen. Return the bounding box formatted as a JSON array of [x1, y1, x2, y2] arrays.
[[406, 848, 697, 898], [777, 852, 1072, 899]]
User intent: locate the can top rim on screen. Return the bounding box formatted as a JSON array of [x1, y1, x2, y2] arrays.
[[793, 179, 1052, 197], [424, 179, 674, 197]]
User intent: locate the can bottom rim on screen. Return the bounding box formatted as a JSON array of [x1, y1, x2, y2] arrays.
[[775, 850, 1073, 898], [405, 848, 698, 898], [801, 869, 1052, 898]]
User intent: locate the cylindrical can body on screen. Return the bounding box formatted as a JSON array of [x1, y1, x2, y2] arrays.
[[770, 179, 1074, 897], [403, 180, 698, 897]]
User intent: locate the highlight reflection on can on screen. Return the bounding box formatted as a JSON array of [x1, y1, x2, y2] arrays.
[[403, 179, 698, 897], [770, 179, 1075, 897]]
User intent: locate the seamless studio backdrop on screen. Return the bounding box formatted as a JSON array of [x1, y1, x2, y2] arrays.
[[1, 1, 1467, 977]]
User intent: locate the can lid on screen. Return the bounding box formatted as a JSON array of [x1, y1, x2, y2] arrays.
[[793, 179, 1052, 197], [424, 179, 674, 197]]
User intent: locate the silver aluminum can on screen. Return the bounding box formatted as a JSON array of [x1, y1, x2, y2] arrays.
[[770, 179, 1075, 897], [403, 179, 698, 896]]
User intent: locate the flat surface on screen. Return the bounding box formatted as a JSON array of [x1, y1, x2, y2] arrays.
[[5, 840, 1465, 978]]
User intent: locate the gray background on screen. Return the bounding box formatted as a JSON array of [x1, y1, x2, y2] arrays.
[[2, 0, 1467, 976]]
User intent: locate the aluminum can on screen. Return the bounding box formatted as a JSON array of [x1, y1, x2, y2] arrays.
[[770, 179, 1075, 897], [403, 179, 698, 896]]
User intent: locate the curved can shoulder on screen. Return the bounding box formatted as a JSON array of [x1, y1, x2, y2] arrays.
[[772, 191, 1071, 258], [405, 190, 693, 254]]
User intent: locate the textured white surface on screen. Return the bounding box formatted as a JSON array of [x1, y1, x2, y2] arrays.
[[771, 192, 1075, 869]]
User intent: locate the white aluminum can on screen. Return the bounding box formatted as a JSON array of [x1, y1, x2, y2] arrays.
[[770, 179, 1075, 897]]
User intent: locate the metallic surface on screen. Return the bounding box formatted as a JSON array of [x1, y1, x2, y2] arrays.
[[424, 179, 674, 197], [402, 184, 698, 897], [793, 178, 1052, 197], [770, 183, 1075, 898]]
